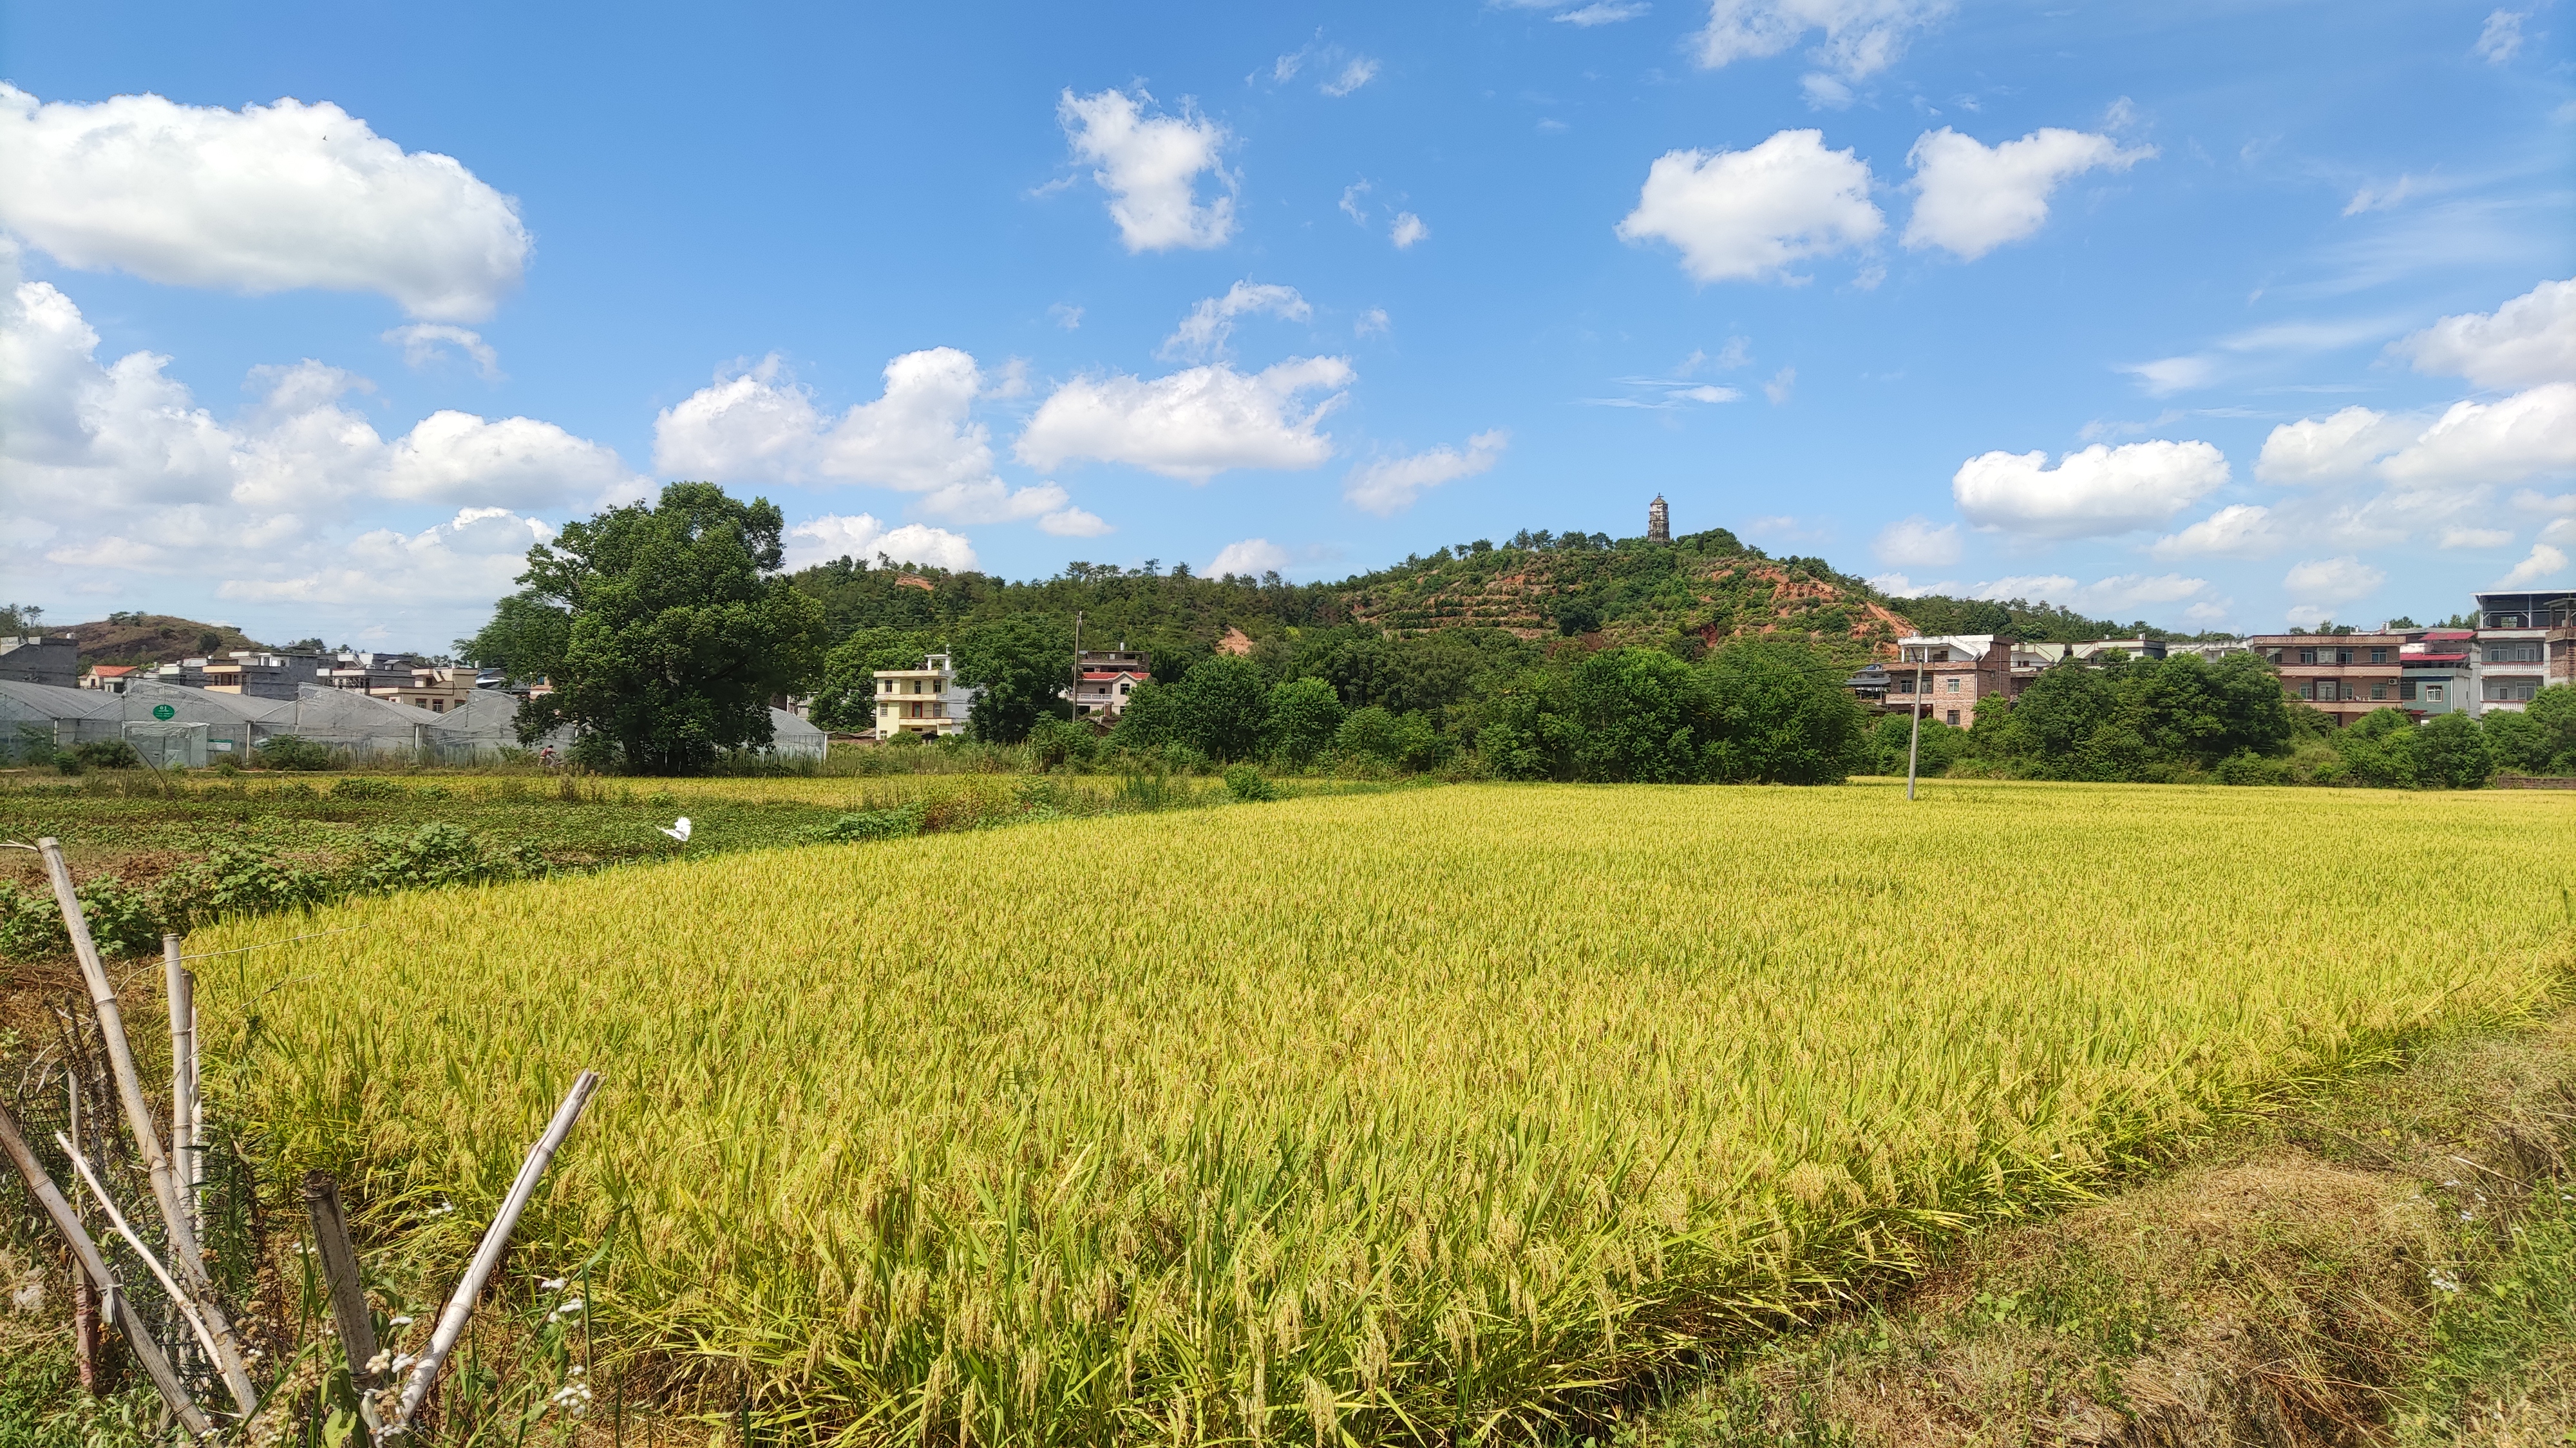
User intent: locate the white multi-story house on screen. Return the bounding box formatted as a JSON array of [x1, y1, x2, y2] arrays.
[[873, 653, 979, 739]]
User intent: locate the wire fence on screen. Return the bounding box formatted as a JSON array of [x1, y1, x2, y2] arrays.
[[3, 975, 265, 1417]]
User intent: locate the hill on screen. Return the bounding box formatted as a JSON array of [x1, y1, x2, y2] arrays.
[[59, 613, 274, 667], [784, 524, 2206, 672]]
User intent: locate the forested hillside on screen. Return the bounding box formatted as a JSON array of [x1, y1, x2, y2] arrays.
[[786, 522, 2206, 672]]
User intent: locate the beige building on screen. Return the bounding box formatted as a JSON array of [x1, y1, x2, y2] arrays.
[[875, 653, 978, 739]]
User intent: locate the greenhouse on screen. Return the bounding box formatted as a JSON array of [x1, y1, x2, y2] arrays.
[[764, 707, 828, 762], [422, 688, 572, 763], [119, 679, 294, 765], [0, 680, 130, 762], [285, 683, 444, 760]]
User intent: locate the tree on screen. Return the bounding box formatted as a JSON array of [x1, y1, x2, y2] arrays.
[[1264, 676, 1345, 766], [463, 482, 827, 773], [2516, 685, 2576, 771], [2413, 711, 2495, 789], [810, 627, 941, 731], [958, 615, 1072, 744], [1171, 656, 1271, 762], [1698, 638, 1867, 784], [1561, 648, 1715, 783], [1110, 681, 1183, 753], [1335, 706, 1442, 771], [2480, 707, 2552, 774]]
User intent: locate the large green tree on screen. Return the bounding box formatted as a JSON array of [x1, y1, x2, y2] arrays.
[[957, 615, 1074, 744], [1699, 638, 1869, 784], [463, 482, 826, 773]]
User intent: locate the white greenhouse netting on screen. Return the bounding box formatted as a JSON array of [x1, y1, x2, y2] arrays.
[[764, 707, 827, 761], [421, 688, 576, 762], [120, 680, 294, 761], [0, 680, 128, 761], [288, 683, 442, 759]]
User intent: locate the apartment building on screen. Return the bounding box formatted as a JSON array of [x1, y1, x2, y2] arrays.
[[873, 653, 979, 739], [2398, 631, 2475, 716], [2467, 590, 2573, 710], [2245, 633, 2412, 725]]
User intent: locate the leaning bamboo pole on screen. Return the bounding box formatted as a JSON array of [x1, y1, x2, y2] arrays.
[[387, 1070, 601, 1434]]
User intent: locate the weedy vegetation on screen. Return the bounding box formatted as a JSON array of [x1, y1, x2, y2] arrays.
[[187, 781, 2575, 1445]]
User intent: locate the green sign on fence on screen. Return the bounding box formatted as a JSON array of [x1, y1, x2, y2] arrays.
[[151, 703, 176, 721]]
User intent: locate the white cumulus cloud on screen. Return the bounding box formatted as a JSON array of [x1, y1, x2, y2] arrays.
[[1902, 127, 2153, 260], [2150, 503, 2282, 559], [1951, 439, 2230, 538], [2255, 406, 2418, 484], [783, 513, 979, 573], [0, 84, 528, 320], [2378, 383, 2576, 488], [1871, 515, 1960, 567], [2499, 542, 2567, 585], [1208, 538, 1293, 577], [2394, 276, 2575, 390], [654, 348, 1090, 524], [1615, 129, 1883, 284], [1691, 0, 1955, 81], [1016, 357, 1353, 482], [1161, 281, 1310, 361], [1343, 430, 1509, 516], [2283, 556, 2387, 605], [1058, 88, 1234, 252], [0, 274, 639, 640], [1390, 212, 1430, 249]]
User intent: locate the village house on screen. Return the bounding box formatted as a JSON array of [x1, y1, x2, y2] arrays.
[[873, 652, 979, 739], [1071, 647, 1151, 723]]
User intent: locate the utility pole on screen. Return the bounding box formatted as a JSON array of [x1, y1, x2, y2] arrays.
[[1904, 642, 1924, 801]]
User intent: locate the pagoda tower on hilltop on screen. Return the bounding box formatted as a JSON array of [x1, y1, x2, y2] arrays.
[[1647, 494, 1671, 544]]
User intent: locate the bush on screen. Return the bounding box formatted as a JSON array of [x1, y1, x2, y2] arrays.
[[346, 823, 542, 893], [2414, 711, 2494, 790], [1337, 707, 1442, 772], [1027, 716, 1099, 771], [71, 739, 144, 770], [1224, 764, 1277, 802], [2213, 748, 2289, 786], [254, 734, 334, 771], [815, 806, 925, 843], [331, 776, 406, 801]]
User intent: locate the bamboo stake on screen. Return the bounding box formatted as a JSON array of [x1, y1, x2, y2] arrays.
[[0, 1098, 213, 1437], [303, 1173, 381, 1389], [36, 838, 261, 1411], [388, 1070, 601, 1434], [164, 936, 196, 1231]]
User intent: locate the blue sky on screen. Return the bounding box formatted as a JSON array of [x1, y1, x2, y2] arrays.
[[3, 0, 2571, 649]]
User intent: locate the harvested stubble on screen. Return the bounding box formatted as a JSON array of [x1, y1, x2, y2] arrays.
[[200, 781, 2575, 1445]]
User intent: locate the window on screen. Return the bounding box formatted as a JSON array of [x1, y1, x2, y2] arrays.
[[2370, 682, 2387, 700], [2369, 649, 2387, 664], [2425, 684, 2445, 702], [1119, 681, 1133, 694], [2486, 680, 2540, 702], [1945, 709, 1960, 725], [1945, 677, 1960, 692], [2336, 650, 2354, 665], [2298, 649, 2318, 665], [2400, 681, 2418, 701]]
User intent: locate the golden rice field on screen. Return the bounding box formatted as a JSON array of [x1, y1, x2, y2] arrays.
[[198, 781, 2575, 1444]]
